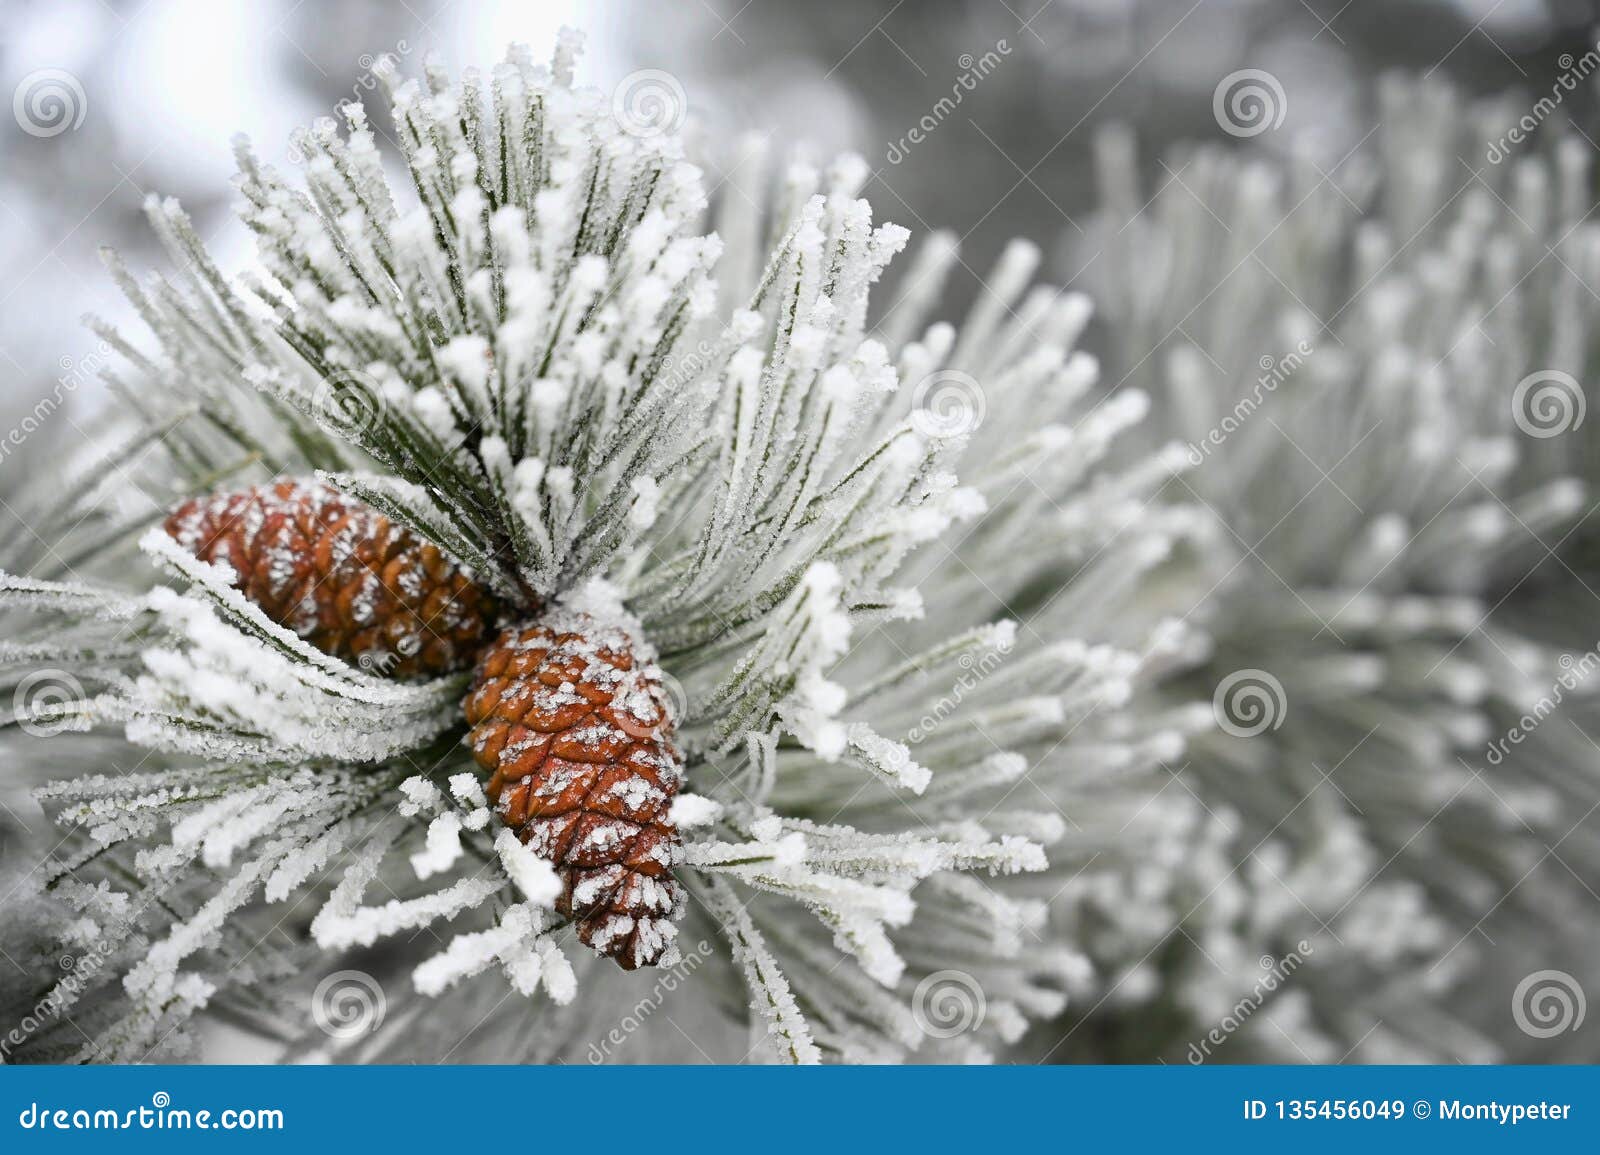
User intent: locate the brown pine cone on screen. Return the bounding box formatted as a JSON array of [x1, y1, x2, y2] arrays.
[[164, 479, 498, 680], [464, 610, 685, 969]]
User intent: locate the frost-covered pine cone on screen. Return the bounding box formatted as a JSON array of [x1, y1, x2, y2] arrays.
[[465, 597, 685, 970], [165, 479, 500, 679]]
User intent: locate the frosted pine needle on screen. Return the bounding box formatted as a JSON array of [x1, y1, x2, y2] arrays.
[[1085, 75, 1600, 1062]]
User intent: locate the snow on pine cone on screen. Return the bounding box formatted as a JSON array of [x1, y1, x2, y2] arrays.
[[163, 479, 499, 680], [464, 593, 685, 970]]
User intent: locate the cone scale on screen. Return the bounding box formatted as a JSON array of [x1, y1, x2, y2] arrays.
[[464, 610, 686, 969], [164, 479, 497, 680]]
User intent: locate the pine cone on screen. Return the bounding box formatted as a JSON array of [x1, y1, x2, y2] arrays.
[[164, 479, 498, 680], [464, 610, 685, 969]]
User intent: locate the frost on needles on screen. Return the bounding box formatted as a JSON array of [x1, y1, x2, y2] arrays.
[[0, 35, 1196, 1063]]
